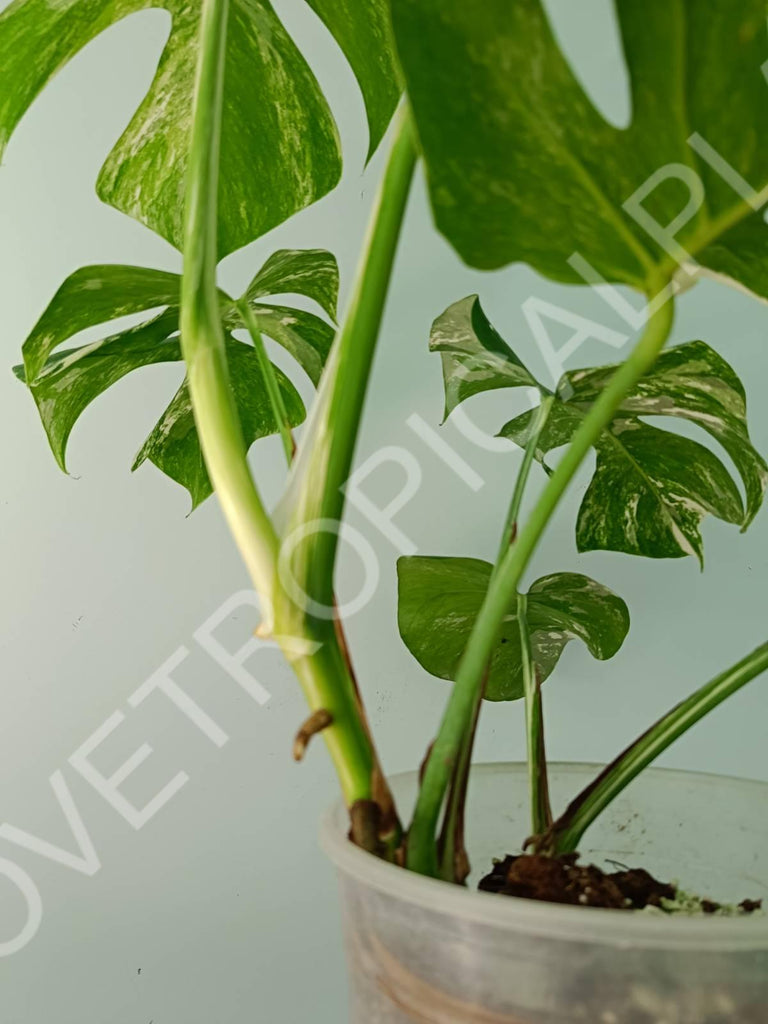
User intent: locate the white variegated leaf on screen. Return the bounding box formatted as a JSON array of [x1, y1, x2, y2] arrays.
[[14, 311, 182, 472], [15, 252, 337, 500], [391, 0, 768, 300], [397, 557, 629, 701], [429, 295, 538, 420], [242, 249, 340, 323], [133, 337, 305, 509], [501, 342, 768, 562], [0, 0, 400, 256]]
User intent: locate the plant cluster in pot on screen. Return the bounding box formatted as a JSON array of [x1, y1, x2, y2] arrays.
[[2, 0, 768, 1021]]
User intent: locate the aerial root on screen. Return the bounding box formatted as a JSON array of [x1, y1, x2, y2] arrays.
[[293, 708, 334, 761]]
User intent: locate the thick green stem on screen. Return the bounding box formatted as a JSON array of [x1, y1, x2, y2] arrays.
[[180, 0, 278, 624], [236, 297, 385, 811], [178, 0, 388, 814], [284, 635, 376, 806], [278, 106, 417, 613], [436, 672, 484, 884], [273, 108, 417, 817], [407, 292, 675, 876], [236, 298, 296, 465], [548, 641, 768, 854], [517, 592, 552, 836], [435, 394, 556, 880]]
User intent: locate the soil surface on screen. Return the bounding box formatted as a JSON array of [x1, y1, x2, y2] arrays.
[[479, 852, 763, 913]]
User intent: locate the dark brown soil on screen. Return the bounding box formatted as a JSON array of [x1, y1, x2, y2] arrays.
[[479, 852, 763, 913]]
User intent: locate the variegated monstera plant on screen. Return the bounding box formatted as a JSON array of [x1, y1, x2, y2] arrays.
[[2, 0, 768, 881]]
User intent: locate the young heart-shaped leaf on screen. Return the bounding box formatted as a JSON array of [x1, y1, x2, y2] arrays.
[[501, 342, 768, 562], [397, 557, 629, 701], [0, 0, 400, 256], [391, 0, 768, 297], [15, 250, 337, 502]]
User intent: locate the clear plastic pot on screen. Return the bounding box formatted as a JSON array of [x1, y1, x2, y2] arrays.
[[320, 763, 768, 1023]]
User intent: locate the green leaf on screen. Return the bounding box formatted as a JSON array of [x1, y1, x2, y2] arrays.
[[501, 342, 768, 561], [391, 0, 768, 296], [429, 295, 538, 420], [397, 557, 629, 701], [22, 265, 182, 383], [227, 302, 334, 388], [302, 0, 401, 160], [22, 255, 336, 388], [0, 0, 400, 257], [15, 252, 334, 497], [133, 336, 305, 509], [15, 311, 181, 471], [242, 248, 339, 323], [15, 314, 306, 496], [226, 248, 338, 386]]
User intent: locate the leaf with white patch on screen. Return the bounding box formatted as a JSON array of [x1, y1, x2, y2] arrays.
[[0, 0, 400, 256], [429, 295, 538, 420], [391, 0, 768, 299], [15, 251, 334, 498], [397, 557, 629, 701], [14, 311, 181, 471], [501, 342, 767, 561], [303, 0, 401, 160], [22, 265, 182, 383], [133, 337, 305, 509], [224, 302, 334, 388], [242, 248, 339, 323]]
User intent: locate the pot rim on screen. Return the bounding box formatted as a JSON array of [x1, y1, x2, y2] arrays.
[[320, 761, 768, 951]]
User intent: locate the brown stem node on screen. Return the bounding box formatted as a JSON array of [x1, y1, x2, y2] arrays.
[[349, 799, 384, 855]]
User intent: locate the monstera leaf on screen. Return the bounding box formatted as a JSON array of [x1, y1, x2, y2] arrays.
[[0, 0, 400, 256], [391, 0, 768, 297], [503, 343, 768, 562], [15, 249, 338, 506], [397, 557, 629, 701], [132, 335, 304, 507], [429, 294, 538, 419], [431, 296, 768, 562]]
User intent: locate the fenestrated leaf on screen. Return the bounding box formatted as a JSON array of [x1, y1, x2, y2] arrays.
[[15, 311, 181, 471], [397, 557, 629, 701], [133, 337, 305, 509], [303, 0, 401, 160], [22, 252, 336, 388], [429, 295, 538, 420], [391, 0, 768, 298], [501, 342, 768, 562], [226, 303, 334, 388], [0, 0, 400, 257], [22, 265, 182, 383], [15, 251, 332, 497], [566, 341, 768, 530], [15, 313, 306, 493], [428, 298, 767, 560], [242, 248, 339, 323]]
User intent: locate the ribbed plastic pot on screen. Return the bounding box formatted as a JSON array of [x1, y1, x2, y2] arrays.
[[320, 763, 768, 1023]]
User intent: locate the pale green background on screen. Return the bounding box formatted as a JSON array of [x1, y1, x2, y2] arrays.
[[1, 1, 766, 1021]]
